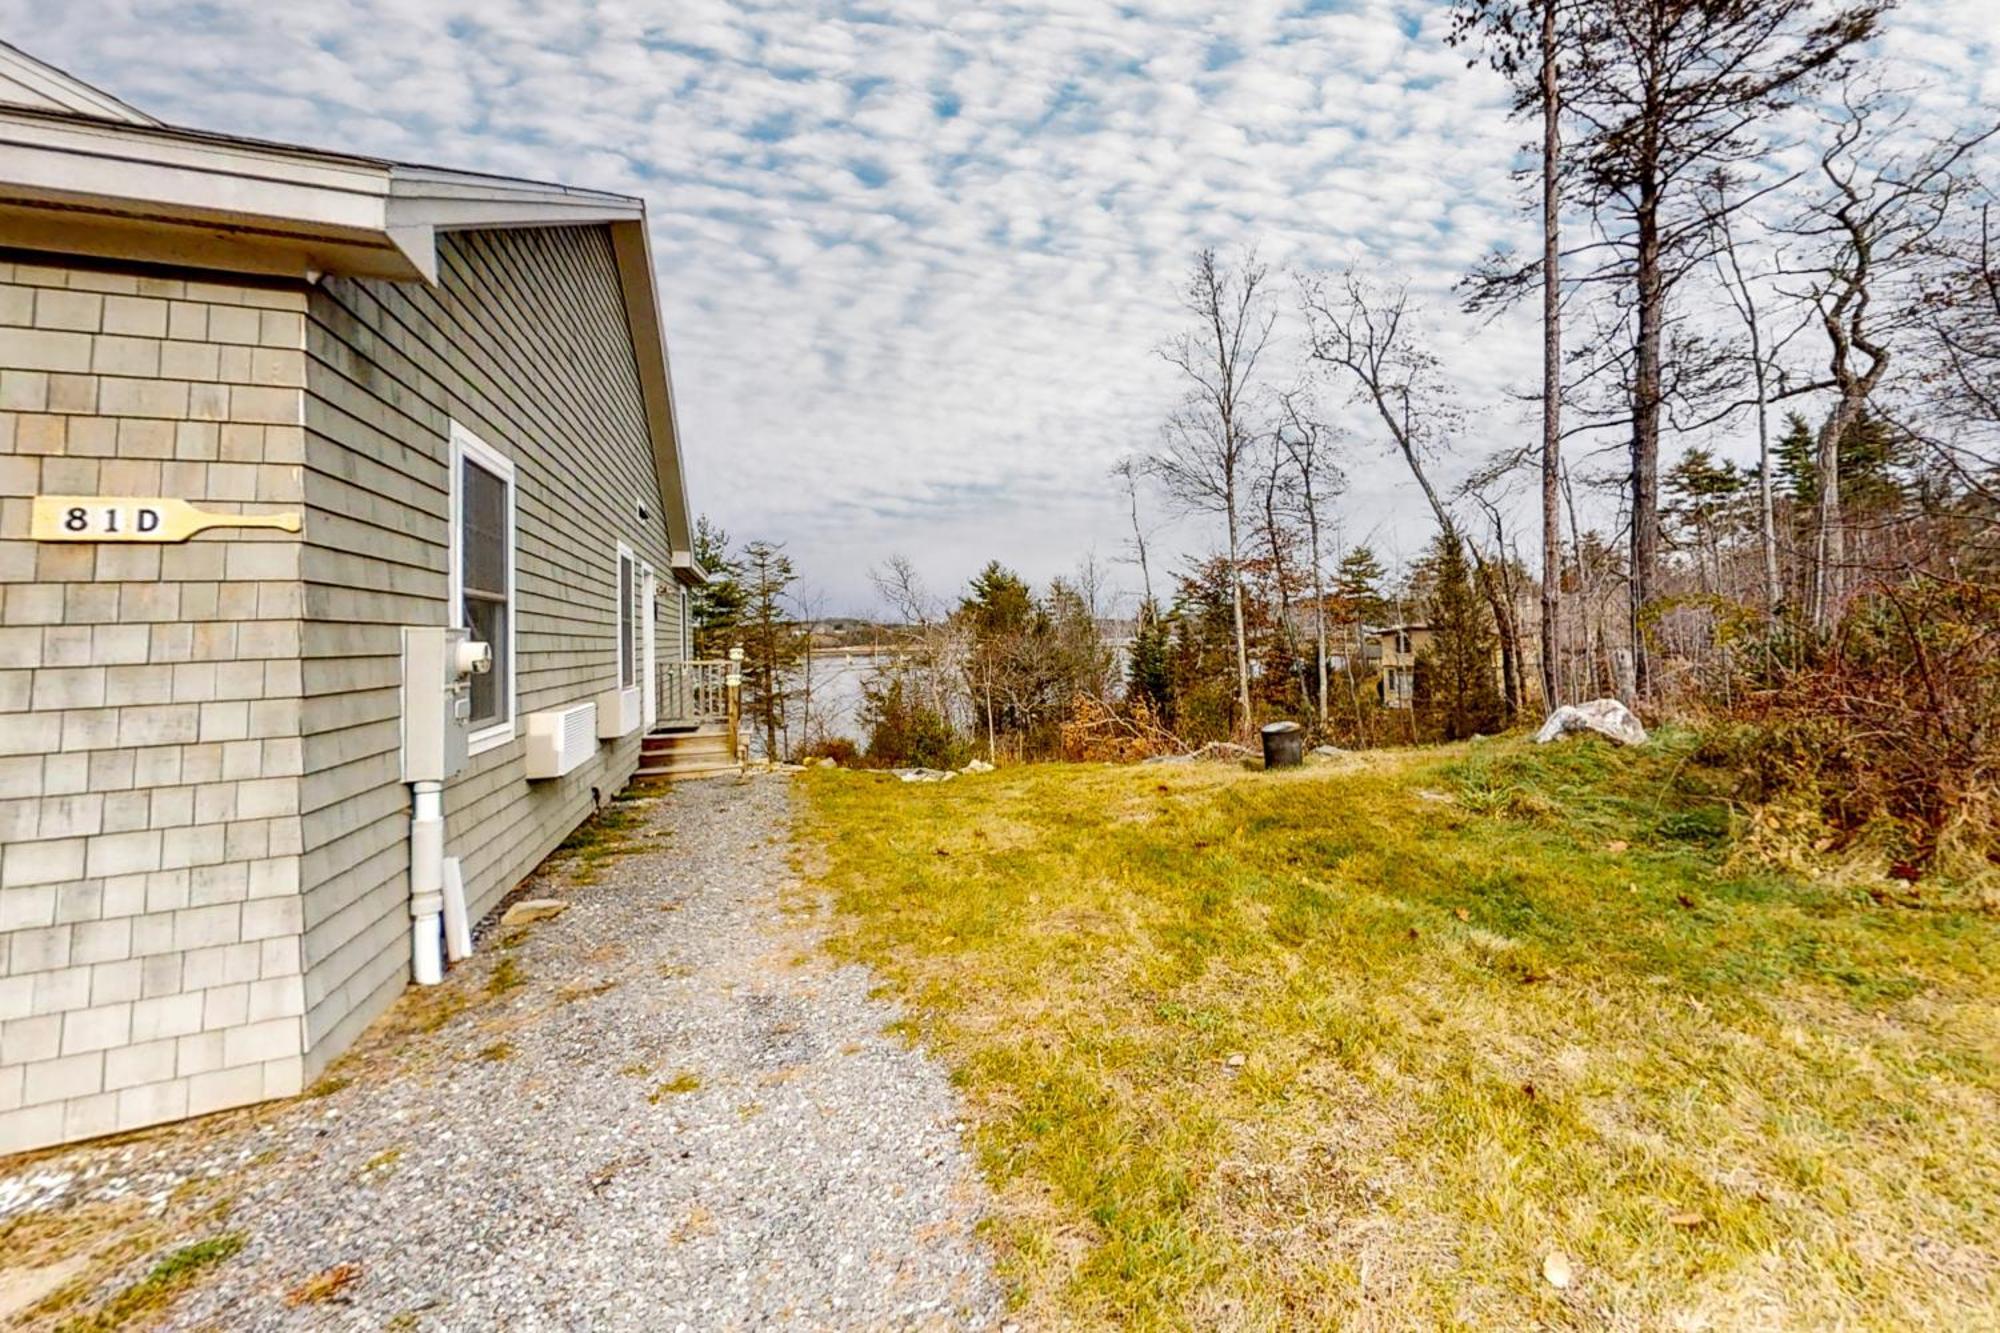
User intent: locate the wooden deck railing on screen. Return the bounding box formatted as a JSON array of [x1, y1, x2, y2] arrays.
[[659, 657, 736, 726]]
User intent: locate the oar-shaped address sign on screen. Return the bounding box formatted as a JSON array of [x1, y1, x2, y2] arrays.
[[32, 496, 303, 543]]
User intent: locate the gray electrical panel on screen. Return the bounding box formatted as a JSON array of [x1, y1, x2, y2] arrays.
[[401, 626, 489, 784]]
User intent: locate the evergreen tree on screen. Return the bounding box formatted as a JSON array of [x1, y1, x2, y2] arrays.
[[958, 562, 1039, 640], [1166, 557, 1246, 742], [689, 515, 747, 657], [957, 561, 1045, 755], [1414, 529, 1503, 741], [737, 540, 802, 760], [1665, 447, 1748, 586], [1334, 546, 1390, 624], [1778, 410, 1905, 514], [1665, 448, 1745, 524], [1125, 597, 1174, 720], [1044, 577, 1113, 706]]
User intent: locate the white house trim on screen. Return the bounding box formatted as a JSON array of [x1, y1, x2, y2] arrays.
[[0, 40, 160, 125], [0, 53, 698, 558], [448, 422, 518, 757]]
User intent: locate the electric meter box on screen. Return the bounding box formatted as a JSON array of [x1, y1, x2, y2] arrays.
[[401, 626, 489, 783]]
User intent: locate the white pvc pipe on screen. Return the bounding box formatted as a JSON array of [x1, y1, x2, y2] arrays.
[[410, 780, 446, 986], [441, 856, 472, 962]]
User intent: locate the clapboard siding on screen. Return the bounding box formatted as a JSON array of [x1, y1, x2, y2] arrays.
[[298, 224, 682, 1071]]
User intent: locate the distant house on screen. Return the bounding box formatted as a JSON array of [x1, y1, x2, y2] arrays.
[[0, 44, 727, 1154], [1368, 624, 1517, 710], [1373, 624, 1427, 709]]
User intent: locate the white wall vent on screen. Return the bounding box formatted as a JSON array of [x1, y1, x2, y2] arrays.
[[596, 685, 643, 740], [525, 702, 597, 780]]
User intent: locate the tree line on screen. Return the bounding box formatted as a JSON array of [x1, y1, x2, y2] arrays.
[[693, 0, 1996, 870]]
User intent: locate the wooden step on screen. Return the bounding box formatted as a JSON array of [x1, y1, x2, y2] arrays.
[[631, 759, 741, 785], [641, 739, 736, 763]]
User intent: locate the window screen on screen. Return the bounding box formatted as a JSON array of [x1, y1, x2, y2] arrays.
[[618, 550, 636, 688], [461, 455, 511, 729]]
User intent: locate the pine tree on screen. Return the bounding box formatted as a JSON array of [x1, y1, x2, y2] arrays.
[[957, 561, 1045, 757], [689, 515, 746, 657], [1335, 547, 1390, 624], [1415, 529, 1503, 741], [1665, 447, 1747, 588], [737, 540, 802, 759], [1778, 411, 1904, 513], [1125, 598, 1174, 720]]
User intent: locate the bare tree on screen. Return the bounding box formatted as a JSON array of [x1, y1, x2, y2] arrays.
[[1536, 0, 1564, 713], [1299, 269, 1460, 535], [1451, 0, 1569, 713], [1920, 200, 2000, 448], [1277, 390, 1346, 727], [1460, 452, 1534, 716], [1111, 456, 1157, 613], [1463, 0, 1885, 695], [1786, 92, 1997, 628], [1302, 270, 1542, 713], [869, 554, 967, 728], [1149, 248, 1276, 737], [1255, 430, 1302, 704], [1707, 184, 1805, 614]]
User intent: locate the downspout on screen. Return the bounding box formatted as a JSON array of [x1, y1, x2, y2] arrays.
[[400, 624, 485, 987], [409, 780, 445, 986]]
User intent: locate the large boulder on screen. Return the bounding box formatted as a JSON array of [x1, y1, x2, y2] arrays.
[[1534, 698, 1647, 747]]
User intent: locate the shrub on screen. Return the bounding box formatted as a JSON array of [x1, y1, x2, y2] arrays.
[[1718, 575, 1999, 887], [861, 675, 968, 770], [795, 736, 861, 766]]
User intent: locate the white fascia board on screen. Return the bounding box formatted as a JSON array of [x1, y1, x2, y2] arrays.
[[670, 551, 710, 588], [387, 163, 642, 216], [0, 112, 654, 283], [607, 215, 697, 559], [0, 42, 161, 126], [0, 110, 405, 277]]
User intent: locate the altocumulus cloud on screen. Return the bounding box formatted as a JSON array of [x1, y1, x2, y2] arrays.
[[11, 0, 1994, 607]]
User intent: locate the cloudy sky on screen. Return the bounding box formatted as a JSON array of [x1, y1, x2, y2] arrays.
[[12, 1, 1995, 610]]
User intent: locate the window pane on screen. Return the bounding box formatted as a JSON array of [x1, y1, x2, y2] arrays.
[[466, 594, 508, 727], [462, 458, 508, 598], [618, 554, 635, 688]]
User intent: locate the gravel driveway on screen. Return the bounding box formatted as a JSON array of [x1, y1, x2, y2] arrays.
[[1, 774, 1002, 1330]]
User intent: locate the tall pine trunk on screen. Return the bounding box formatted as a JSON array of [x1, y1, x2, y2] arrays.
[[1630, 171, 1664, 702], [1225, 497, 1253, 738], [1538, 0, 1563, 716]]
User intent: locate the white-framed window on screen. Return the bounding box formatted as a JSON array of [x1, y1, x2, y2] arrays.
[[449, 422, 517, 755], [680, 587, 692, 659], [616, 542, 637, 689]]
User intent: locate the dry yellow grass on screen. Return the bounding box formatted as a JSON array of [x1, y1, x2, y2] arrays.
[[802, 732, 2000, 1329]]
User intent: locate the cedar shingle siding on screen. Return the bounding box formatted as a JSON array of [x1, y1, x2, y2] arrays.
[[0, 259, 314, 1152], [302, 225, 682, 1075], [0, 225, 684, 1153]]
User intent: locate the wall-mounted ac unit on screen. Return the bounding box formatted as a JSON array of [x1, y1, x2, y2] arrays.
[[596, 685, 643, 739], [525, 702, 597, 780]]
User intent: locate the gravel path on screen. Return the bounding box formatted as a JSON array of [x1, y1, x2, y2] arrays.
[[2, 774, 1003, 1330]]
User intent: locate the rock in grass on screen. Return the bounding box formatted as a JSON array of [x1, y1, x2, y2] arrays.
[[1542, 1250, 1574, 1289], [1534, 698, 1647, 747], [500, 898, 569, 926], [895, 768, 958, 783]]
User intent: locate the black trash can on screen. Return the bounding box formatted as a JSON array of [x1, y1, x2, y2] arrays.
[[1261, 721, 1303, 769]]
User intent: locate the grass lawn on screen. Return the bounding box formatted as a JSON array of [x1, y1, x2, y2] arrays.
[[800, 734, 2000, 1329]]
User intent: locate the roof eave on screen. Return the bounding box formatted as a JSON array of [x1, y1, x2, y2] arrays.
[[608, 216, 697, 558], [0, 102, 696, 578]]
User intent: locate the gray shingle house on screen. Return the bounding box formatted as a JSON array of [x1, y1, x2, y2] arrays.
[[0, 43, 721, 1154]]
